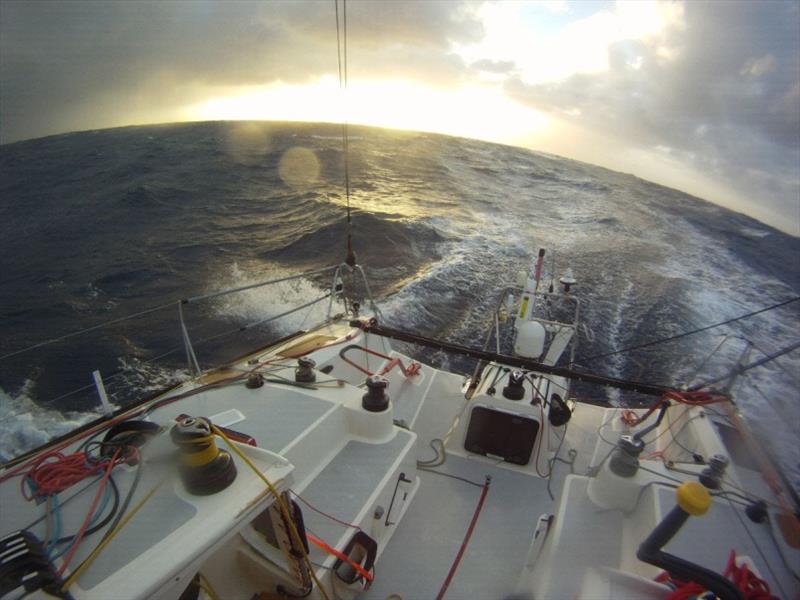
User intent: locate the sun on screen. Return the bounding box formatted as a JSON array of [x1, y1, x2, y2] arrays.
[[183, 76, 550, 146]]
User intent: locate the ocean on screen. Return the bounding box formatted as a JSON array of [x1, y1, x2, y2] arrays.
[[1, 121, 798, 489]]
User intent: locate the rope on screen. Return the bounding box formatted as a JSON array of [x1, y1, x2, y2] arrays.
[[61, 477, 164, 591], [290, 490, 362, 531], [23, 450, 112, 498], [212, 426, 331, 600], [579, 296, 800, 364], [655, 549, 779, 600], [435, 476, 491, 600], [55, 449, 120, 577]]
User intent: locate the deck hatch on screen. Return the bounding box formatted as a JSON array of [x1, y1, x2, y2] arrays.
[[464, 405, 540, 465]]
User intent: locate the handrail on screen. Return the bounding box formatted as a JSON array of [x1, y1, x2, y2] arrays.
[[0, 264, 360, 434], [467, 285, 582, 393], [325, 262, 382, 321], [182, 265, 338, 304], [2, 292, 336, 422], [178, 292, 333, 375], [0, 301, 176, 362], [0, 265, 340, 363]]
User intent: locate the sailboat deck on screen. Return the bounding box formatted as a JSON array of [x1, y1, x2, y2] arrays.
[[362, 452, 557, 600], [2, 322, 798, 599]]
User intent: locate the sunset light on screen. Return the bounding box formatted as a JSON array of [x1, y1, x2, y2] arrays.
[[185, 77, 550, 146], [1, 0, 798, 233], [0, 4, 798, 597]]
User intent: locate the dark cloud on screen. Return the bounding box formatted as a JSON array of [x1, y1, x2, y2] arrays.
[[506, 1, 800, 227], [0, 0, 481, 143], [1, 0, 797, 231]]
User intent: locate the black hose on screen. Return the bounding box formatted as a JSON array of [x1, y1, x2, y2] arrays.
[[637, 505, 744, 600], [632, 401, 669, 444], [51, 475, 120, 545]]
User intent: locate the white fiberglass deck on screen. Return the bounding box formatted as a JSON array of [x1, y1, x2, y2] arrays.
[[2, 322, 798, 600]]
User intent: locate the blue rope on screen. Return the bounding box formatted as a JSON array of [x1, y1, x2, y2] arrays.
[[47, 481, 111, 560], [45, 494, 62, 558]]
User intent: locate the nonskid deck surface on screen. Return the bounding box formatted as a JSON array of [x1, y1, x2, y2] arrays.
[[301, 433, 415, 567], [361, 453, 556, 600], [3, 323, 799, 600]]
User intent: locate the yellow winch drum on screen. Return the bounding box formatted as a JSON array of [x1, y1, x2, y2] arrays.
[[170, 416, 237, 495]]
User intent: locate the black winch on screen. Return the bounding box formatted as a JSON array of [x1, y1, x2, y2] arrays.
[[362, 376, 389, 412]]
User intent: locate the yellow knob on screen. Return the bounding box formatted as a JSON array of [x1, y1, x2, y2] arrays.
[[676, 481, 711, 516]]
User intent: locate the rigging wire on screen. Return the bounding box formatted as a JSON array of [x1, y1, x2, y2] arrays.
[[0, 266, 337, 364], [746, 339, 800, 387], [334, 0, 355, 267], [578, 296, 800, 364], [0, 301, 176, 363], [0, 292, 334, 430], [689, 340, 800, 390]]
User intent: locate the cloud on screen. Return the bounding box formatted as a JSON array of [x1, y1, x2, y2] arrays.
[[503, 0, 800, 233], [0, 0, 482, 143], [471, 59, 516, 74], [740, 54, 777, 78], [0, 0, 798, 234]]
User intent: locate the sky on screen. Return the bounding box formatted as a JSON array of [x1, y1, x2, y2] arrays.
[[1, 0, 798, 235]]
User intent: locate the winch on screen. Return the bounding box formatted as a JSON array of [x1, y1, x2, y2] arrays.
[[170, 416, 238, 495]]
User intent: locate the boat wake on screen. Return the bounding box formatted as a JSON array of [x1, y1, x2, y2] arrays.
[[1, 121, 798, 488]]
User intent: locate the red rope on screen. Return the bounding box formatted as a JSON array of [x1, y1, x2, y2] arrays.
[[339, 345, 420, 378], [622, 390, 728, 427], [306, 532, 373, 582], [56, 449, 120, 577], [663, 390, 728, 406], [435, 476, 491, 600], [657, 549, 778, 600], [290, 490, 362, 531], [1, 409, 142, 485], [22, 450, 111, 498]]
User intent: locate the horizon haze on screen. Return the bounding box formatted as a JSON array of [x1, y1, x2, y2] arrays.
[[1, 0, 798, 234]]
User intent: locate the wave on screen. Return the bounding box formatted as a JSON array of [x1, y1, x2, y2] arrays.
[[1, 121, 798, 486], [0, 381, 99, 463], [210, 263, 334, 335], [262, 212, 447, 293]]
